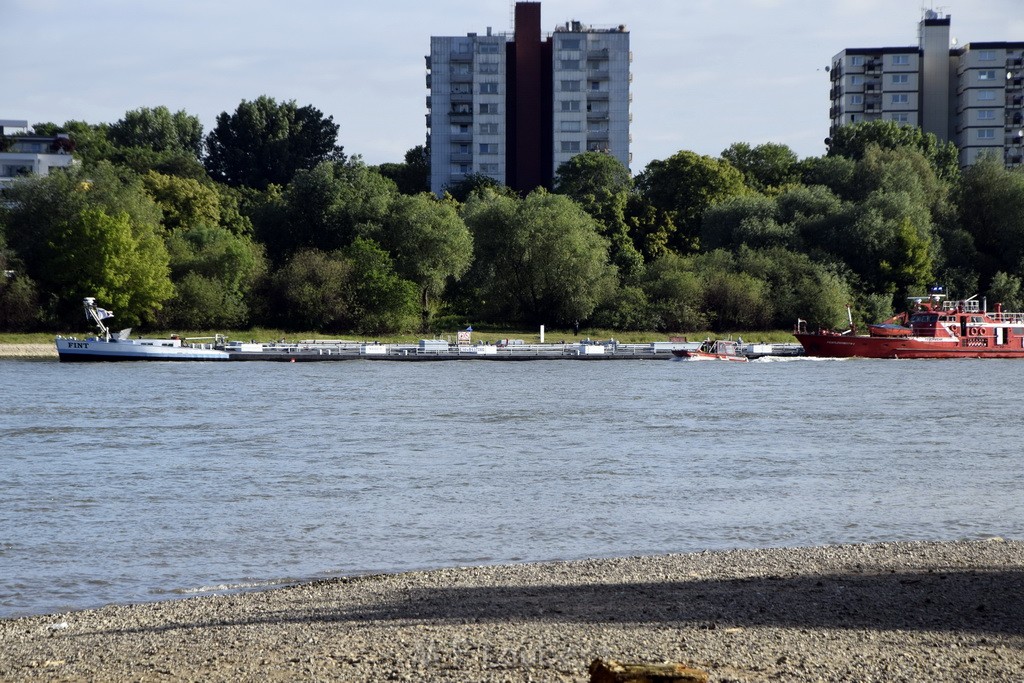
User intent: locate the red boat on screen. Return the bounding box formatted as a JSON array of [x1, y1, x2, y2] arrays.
[[795, 290, 1024, 359], [672, 339, 749, 362]]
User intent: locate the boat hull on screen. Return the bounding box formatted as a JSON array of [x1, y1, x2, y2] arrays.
[[795, 333, 1024, 359], [56, 338, 230, 362]]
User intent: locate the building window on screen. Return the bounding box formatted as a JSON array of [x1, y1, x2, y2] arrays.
[[561, 80, 581, 92], [978, 129, 995, 140], [561, 38, 581, 50], [453, 103, 471, 114], [451, 84, 471, 94], [479, 42, 499, 54], [479, 82, 498, 95], [479, 163, 500, 173], [850, 94, 863, 105], [479, 102, 499, 114], [891, 93, 909, 104], [560, 59, 579, 70], [891, 74, 909, 84], [979, 50, 996, 61], [479, 61, 499, 74], [892, 113, 910, 123], [560, 120, 582, 132], [479, 143, 498, 154], [850, 75, 863, 85], [892, 54, 910, 66], [590, 81, 602, 91], [452, 63, 471, 76], [560, 100, 580, 112], [979, 90, 996, 101], [451, 123, 470, 134], [560, 140, 581, 153], [979, 70, 997, 81], [478, 122, 499, 134], [850, 55, 864, 66], [978, 109, 996, 121]]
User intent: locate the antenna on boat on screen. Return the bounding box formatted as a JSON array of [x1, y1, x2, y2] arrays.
[[82, 297, 114, 342]]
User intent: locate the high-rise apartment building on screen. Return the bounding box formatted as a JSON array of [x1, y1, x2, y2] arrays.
[[829, 11, 1024, 168], [426, 2, 630, 195]]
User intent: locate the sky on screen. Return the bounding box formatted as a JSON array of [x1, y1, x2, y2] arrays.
[[4, 0, 1024, 174]]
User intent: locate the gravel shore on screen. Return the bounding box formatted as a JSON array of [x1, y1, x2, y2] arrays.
[[1, 539, 1022, 681], [0, 343, 55, 358]]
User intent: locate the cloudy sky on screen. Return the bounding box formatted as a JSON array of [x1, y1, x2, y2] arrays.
[[4, 1, 1023, 172]]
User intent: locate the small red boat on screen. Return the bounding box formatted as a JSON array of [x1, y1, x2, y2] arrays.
[[672, 339, 749, 362], [795, 289, 1024, 359]]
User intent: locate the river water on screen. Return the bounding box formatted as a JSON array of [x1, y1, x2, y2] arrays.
[[1, 357, 1020, 618]]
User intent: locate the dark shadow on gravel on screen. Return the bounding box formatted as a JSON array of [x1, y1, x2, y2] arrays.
[[78, 567, 1024, 637]]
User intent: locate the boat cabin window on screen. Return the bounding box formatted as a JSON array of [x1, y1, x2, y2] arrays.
[[910, 313, 938, 324]]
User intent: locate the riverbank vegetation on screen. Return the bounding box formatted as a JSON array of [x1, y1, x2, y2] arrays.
[[3, 99, 1022, 337]]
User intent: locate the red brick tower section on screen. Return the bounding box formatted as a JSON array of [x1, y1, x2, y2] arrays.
[[507, 2, 553, 193]]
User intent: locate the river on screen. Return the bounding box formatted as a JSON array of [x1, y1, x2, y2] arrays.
[[1, 356, 1020, 618]]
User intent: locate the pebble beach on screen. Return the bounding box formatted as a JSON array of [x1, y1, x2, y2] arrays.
[[0, 343, 55, 359], [1, 539, 1022, 681]]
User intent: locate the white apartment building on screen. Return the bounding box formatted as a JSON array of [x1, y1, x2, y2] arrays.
[[427, 2, 630, 195], [0, 119, 75, 190], [829, 11, 1024, 168], [550, 22, 631, 178]]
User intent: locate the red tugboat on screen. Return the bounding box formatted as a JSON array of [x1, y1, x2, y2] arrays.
[[795, 287, 1024, 359]]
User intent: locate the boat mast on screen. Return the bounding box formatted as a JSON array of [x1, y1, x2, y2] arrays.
[[82, 297, 112, 341]]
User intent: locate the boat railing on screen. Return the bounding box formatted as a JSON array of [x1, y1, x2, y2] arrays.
[[989, 311, 1024, 324]]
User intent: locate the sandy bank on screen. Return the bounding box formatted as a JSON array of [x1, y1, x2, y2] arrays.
[[1, 540, 1022, 681], [0, 343, 56, 358]]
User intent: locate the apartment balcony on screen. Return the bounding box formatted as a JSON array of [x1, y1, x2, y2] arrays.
[[587, 90, 609, 101], [588, 47, 610, 60], [587, 109, 609, 120], [450, 132, 472, 142], [426, 74, 431, 88], [450, 91, 473, 103], [587, 69, 609, 80], [448, 111, 473, 123], [449, 51, 472, 62], [450, 151, 473, 162]]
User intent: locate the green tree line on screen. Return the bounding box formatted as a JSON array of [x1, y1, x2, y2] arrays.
[[2, 100, 1023, 335]]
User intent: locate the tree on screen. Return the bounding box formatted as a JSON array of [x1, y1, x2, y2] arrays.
[[2, 163, 173, 325], [161, 223, 266, 328], [826, 120, 959, 182], [443, 172, 514, 203], [957, 156, 1024, 287], [141, 171, 221, 233], [720, 142, 800, 193], [640, 253, 708, 331], [260, 160, 398, 260], [461, 190, 617, 326], [109, 106, 203, 157], [341, 237, 419, 334], [634, 150, 747, 253], [376, 145, 430, 195], [554, 152, 643, 282], [366, 193, 473, 328], [204, 96, 345, 189], [264, 249, 353, 331], [553, 151, 632, 198], [45, 207, 173, 326], [700, 193, 793, 252]]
